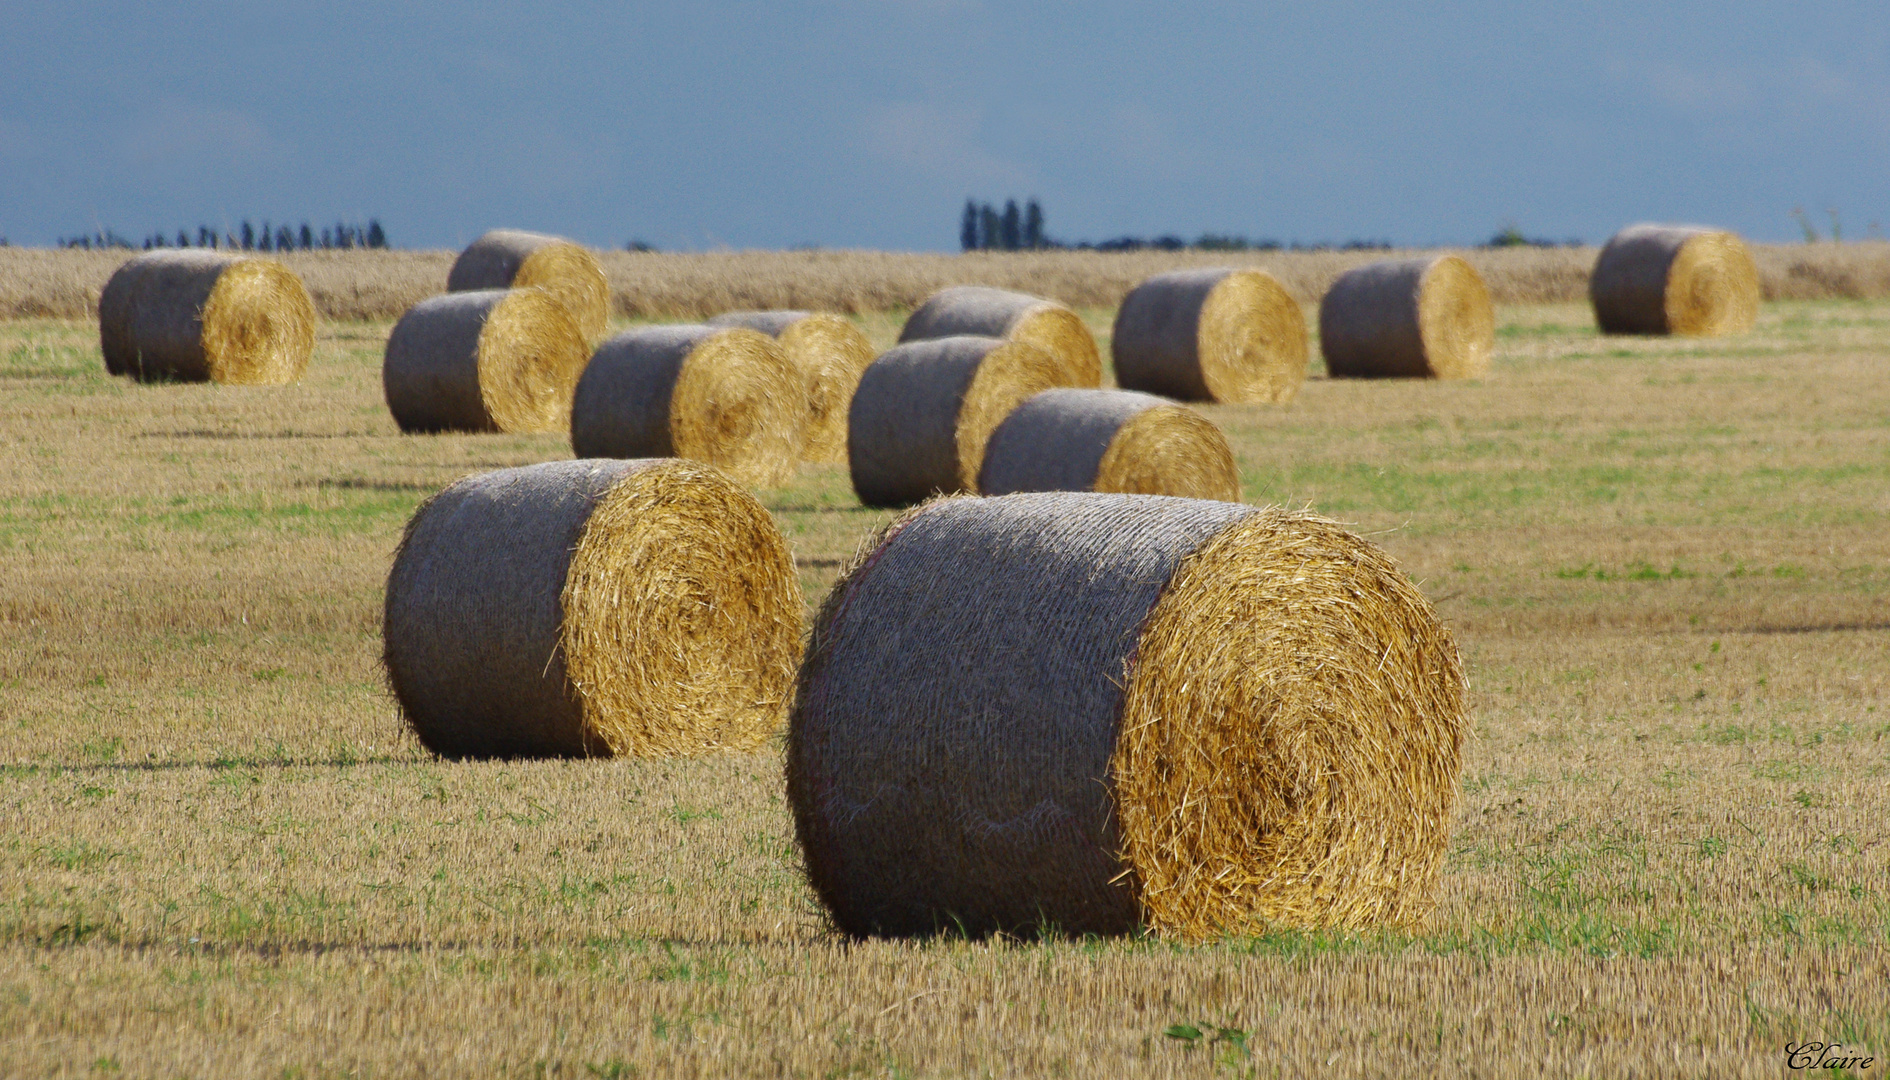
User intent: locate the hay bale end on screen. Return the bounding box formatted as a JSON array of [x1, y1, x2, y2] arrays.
[[570, 324, 806, 489], [707, 310, 876, 464], [978, 388, 1240, 501], [447, 229, 611, 343], [384, 458, 803, 758], [382, 288, 589, 433], [787, 492, 1466, 940], [1112, 268, 1307, 403], [1319, 255, 1494, 379], [1590, 223, 1761, 336], [97, 249, 314, 384]]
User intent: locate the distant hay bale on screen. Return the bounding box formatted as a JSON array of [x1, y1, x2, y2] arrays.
[[384, 458, 802, 759], [97, 250, 314, 384], [570, 324, 806, 489], [382, 288, 589, 434], [447, 229, 610, 343], [978, 389, 1240, 501], [787, 493, 1465, 940], [898, 286, 1101, 388], [1590, 223, 1761, 336], [706, 310, 876, 464], [1319, 255, 1494, 379], [1112, 268, 1307, 403], [847, 335, 1070, 508]]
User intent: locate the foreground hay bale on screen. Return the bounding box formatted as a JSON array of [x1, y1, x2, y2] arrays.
[[1590, 223, 1761, 336], [571, 324, 805, 488], [382, 288, 589, 433], [978, 389, 1239, 501], [1319, 255, 1494, 379], [384, 458, 802, 759], [898, 286, 1101, 387], [1112, 268, 1306, 403], [706, 310, 876, 464], [847, 336, 1068, 507], [788, 493, 1465, 939], [447, 229, 610, 343], [97, 250, 314, 383]]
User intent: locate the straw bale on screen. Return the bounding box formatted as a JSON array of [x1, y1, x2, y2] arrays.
[[382, 288, 589, 434], [1590, 223, 1761, 336], [847, 335, 1069, 508], [977, 388, 1239, 501], [384, 458, 802, 759], [447, 229, 610, 343], [1112, 268, 1306, 403], [898, 285, 1101, 387], [570, 324, 805, 489], [787, 493, 1465, 940], [1319, 255, 1494, 379], [706, 310, 876, 464], [96, 249, 313, 383]]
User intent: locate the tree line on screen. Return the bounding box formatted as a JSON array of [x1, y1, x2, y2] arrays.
[[56, 220, 388, 252], [957, 201, 1586, 253]]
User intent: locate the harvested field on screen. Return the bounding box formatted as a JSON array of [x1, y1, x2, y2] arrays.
[[1, 295, 1887, 1076], [8, 241, 1890, 321]]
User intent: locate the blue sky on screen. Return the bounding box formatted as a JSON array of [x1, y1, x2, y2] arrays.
[[2, 1, 1885, 250]]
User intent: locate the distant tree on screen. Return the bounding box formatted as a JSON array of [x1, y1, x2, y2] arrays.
[[275, 225, 293, 251], [299, 224, 313, 250], [1024, 199, 1044, 249], [960, 200, 979, 252], [1000, 200, 1021, 250], [239, 221, 254, 250], [259, 221, 274, 252], [624, 239, 657, 252], [366, 220, 386, 249], [177, 230, 189, 247], [979, 204, 1000, 250]]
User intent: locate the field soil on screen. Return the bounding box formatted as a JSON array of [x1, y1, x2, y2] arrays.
[[0, 300, 1886, 1076]]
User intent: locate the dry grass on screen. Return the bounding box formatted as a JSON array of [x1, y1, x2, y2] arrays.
[[10, 242, 1890, 322], [1, 297, 1887, 1076]]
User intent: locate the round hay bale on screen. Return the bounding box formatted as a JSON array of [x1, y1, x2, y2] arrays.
[[1319, 255, 1494, 379], [898, 286, 1101, 388], [787, 493, 1465, 940], [1590, 223, 1761, 336], [847, 335, 1069, 508], [96, 249, 313, 384], [977, 389, 1240, 501], [447, 229, 610, 343], [1112, 268, 1307, 403], [384, 458, 802, 759], [706, 310, 876, 464], [382, 288, 589, 434], [570, 324, 805, 489]]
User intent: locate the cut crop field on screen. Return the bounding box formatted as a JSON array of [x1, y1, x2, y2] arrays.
[[1, 301, 1887, 1077]]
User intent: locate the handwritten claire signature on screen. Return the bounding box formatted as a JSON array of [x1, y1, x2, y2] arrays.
[[1788, 1043, 1876, 1071]]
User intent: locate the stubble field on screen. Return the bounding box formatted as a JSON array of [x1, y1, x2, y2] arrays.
[[1, 283, 1887, 1077]]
